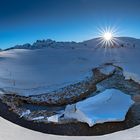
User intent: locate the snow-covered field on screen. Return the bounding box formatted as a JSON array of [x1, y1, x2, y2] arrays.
[[0, 37, 140, 96]]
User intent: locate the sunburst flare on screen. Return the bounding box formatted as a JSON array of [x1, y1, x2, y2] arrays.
[[96, 26, 120, 48]]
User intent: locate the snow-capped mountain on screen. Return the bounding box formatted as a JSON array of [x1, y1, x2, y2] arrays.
[[4, 39, 79, 50], [4, 37, 140, 51], [0, 37, 140, 96]]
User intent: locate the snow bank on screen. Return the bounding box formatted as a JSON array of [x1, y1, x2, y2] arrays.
[[64, 89, 134, 127], [123, 71, 140, 84]]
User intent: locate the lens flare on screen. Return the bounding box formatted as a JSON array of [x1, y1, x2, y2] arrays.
[[103, 32, 112, 41], [96, 26, 120, 48]]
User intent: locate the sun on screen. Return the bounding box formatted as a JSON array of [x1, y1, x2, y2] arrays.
[[97, 26, 120, 48], [103, 32, 113, 41]]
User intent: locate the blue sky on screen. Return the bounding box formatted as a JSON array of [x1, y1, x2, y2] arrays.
[[0, 0, 140, 48]]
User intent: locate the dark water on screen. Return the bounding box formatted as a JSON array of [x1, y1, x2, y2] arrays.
[[22, 103, 65, 112], [17, 100, 140, 136]]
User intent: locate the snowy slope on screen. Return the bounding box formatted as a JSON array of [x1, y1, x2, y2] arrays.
[[0, 37, 140, 96]]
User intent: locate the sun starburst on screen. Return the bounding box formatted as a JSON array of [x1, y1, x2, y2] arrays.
[[96, 26, 120, 48]]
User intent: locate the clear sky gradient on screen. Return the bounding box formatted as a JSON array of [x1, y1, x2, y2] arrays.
[[1, 0, 140, 48]]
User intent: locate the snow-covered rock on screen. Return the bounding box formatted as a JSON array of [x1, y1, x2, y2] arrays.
[[64, 89, 134, 127]]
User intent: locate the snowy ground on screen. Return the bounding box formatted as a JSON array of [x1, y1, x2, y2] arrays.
[[0, 116, 140, 140], [0, 37, 140, 96]]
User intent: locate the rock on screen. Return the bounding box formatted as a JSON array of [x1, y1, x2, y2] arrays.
[[132, 95, 140, 102], [21, 81, 96, 106]]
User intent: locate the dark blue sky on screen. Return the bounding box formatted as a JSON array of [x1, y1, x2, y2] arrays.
[[1, 0, 140, 48]]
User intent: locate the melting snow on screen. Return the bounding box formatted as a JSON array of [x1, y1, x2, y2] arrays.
[[32, 116, 44, 121], [20, 110, 31, 118]]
